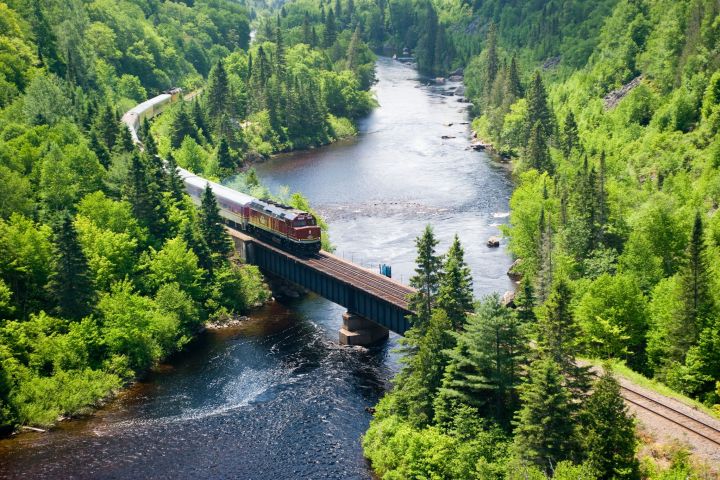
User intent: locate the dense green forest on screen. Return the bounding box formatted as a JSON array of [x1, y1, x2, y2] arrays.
[[359, 0, 720, 478], [0, 0, 376, 432]]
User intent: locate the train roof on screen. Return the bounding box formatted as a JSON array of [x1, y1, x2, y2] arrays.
[[178, 167, 256, 206], [122, 93, 172, 119], [250, 199, 305, 221], [176, 167, 308, 221]]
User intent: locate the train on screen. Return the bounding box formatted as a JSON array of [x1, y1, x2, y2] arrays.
[[121, 89, 323, 255]]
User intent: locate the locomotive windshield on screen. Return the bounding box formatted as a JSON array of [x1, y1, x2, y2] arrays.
[[294, 217, 316, 227]]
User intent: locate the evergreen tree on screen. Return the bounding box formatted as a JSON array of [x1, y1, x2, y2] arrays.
[[435, 296, 526, 427], [346, 26, 362, 72], [123, 152, 169, 245], [484, 23, 499, 99], [506, 56, 523, 100], [324, 8, 337, 47], [561, 111, 579, 159], [416, 3, 438, 75], [536, 278, 591, 396], [536, 208, 553, 302], [51, 213, 95, 320], [525, 71, 552, 143], [677, 213, 715, 353], [206, 60, 230, 132], [408, 225, 443, 332], [170, 102, 196, 149], [513, 357, 578, 473], [115, 124, 135, 153], [217, 138, 235, 171], [302, 12, 313, 45], [334, 0, 343, 23], [516, 276, 536, 323], [580, 368, 640, 479], [394, 309, 454, 426], [437, 235, 473, 330], [597, 151, 608, 230], [199, 184, 233, 261], [140, 118, 158, 156], [526, 120, 553, 173], [275, 17, 286, 76], [166, 153, 185, 203], [29, 0, 63, 77], [191, 99, 209, 141], [94, 104, 120, 151], [88, 130, 110, 169], [181, 217, 214, 274]]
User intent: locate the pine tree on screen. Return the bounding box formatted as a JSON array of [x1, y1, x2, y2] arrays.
[[51, 213, 95, 320], [311, 26, 319, 48], [416, 3, 438, 75], [526, 120, 553, 173], [170, 102, 196, 149], [324, 8, 337, 47], [596, 151, 608, 243], [115, 124, 135, 153], [89, 130, 110, 168], [199, 184, 233, 261], [166, 153, 185, 203], [516, 276, 536, 323], [94, 104, 120, 151], [123, 152, 169, 245], [346, 26, 362, 72], [525, 71, 552, 143], [394, 309, 454, 426], [408, 225, 443, 332], [217, 138, 234, 171], [506, 56, 523, 100], [580, 368, 640, 479], [302, 12, 313, 45], [437, 235, 473, 330], [191, 100, 209, 141], [484, 23, 498, 100], [181, 217, 214, 274], [29, 0, 63, 77], [537, 278, 591, 396], [206, 60, 230, 131], [678, 213, 715, 352], [513, 357, 578, 473], [334, 0, 343, 23], [434, 296, 526, 427], [561, 111, 579, 159], [275, 16, 286, 76], [536, 208, 553, 302]]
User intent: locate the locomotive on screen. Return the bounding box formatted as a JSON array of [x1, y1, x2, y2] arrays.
[[122, 90, 323, 255]]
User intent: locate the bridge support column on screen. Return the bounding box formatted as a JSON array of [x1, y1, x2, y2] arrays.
[[339, 312, 389, 346]]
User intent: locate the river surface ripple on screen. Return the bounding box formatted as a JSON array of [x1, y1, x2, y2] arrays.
[[0, 58, 513, 479]]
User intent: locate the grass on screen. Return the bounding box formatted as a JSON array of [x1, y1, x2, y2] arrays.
[[581, 357, 720, 419]]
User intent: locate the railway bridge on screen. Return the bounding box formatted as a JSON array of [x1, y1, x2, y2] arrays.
[[227, 228, 415, 346]]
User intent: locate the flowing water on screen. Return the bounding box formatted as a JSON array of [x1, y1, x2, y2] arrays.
[[0, 58, 513, 479]]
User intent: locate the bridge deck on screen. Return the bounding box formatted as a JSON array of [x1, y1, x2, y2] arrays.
[[227, 228, 415, 311]]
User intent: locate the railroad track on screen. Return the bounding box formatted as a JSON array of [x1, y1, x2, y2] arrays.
[[308, 254, 413, 308], [316, 254, 413, 297], [620, 384, 720, 447]]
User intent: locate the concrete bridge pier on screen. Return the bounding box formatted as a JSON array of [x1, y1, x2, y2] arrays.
[[339, 312, 389, 346]]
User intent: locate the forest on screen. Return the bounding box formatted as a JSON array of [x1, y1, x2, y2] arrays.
[[0, 0, 375, 432], [359, 0, 720, 478]]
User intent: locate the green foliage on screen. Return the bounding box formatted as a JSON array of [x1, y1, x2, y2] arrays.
[[436, 235, 473, 330], [513, 357, 578, 473], [407, 225, 442, 331]]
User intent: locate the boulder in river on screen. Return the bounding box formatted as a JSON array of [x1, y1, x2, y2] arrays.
[[487, 236, 500, 248], [501, 291, 516, 308], [507, 258, 523, 281], [441, 135, 456, 139]]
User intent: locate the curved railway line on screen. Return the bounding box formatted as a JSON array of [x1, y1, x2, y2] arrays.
[[620, 384, 720, 448]]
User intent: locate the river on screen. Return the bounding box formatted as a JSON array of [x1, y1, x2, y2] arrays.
[[0, 58, 513, 479]]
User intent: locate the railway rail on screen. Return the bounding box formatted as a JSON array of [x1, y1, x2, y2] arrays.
[[620, 384, 720, 447]]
